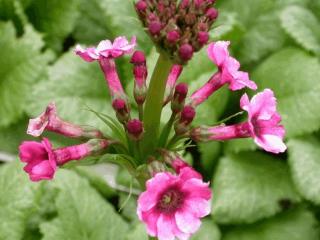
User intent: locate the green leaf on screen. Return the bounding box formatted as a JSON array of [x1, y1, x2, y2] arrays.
[[224, 208, 319, 240], [0, 161, 40, 240], [237, 11, 286, 64], [26, 0, 80, 52], [27, 49, 114, 130], [212, 152, 300, 224], [282, 6, 320, 52], [125, 223, 148, 240], [0, 22, 51, 127], [288, 137, 320, 205], [0, 0, 32, 20], [281, 5, 320, 55], [40, 169, 129, 240], [191, 219, 221, 240], [224, 138, 257, 153], [198, 142, 221, 176], [73, 0, 150, 50], [252, 48, 320, 137]]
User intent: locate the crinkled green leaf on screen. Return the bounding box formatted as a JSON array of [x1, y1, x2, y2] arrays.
[[0, 22, 51, 127], [212, 152, 300, 224], [26, 0, 80, 52], [191, 219, 221, 240], [224, 208, 319, 240], [281, 5, 320, 55], [288, 137, 320, 205], [73, 0, 150, 51], [252, 48, 320, 137], [0, 161, 40, 240], [237, 11, 286, 64], [224, 138, 257, 153], [27, 49, 114, 130], [125, 223, 148, 240], [40, 169, 128, 240], [198, 142, 221, 177], [0, 0, 32, 20]]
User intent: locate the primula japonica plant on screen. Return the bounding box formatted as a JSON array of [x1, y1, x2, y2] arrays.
[[19, 0, 287, 239]]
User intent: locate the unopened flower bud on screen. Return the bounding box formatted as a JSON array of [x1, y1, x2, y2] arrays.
[[167, 30, 180, 44], [175, 105, 196, 134], [149, 21, 162, 35], [179, 0, 190, 9], [148, 160, 166, 176], [179, 44, 194, 62], [206, 8, 218, 20], [127, 119, 144, 140], [112, 98, 130, 123], [136, 0, 147, 12], [171, 83, 188, 113], [131, 51, 148, 104], [198, 31, 209, 45]]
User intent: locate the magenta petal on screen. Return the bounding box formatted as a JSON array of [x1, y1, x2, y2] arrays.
[[207, 41, 230, 67], [179, 167, 202, 181], [185, 198, 211, 218], [137, 190, 159, 212], [255, 135, 287, 154], [181, 179, 212, 200], [139, 209, 160, 236], [19, 141, 47, 162], [29, 160, 55, 182]]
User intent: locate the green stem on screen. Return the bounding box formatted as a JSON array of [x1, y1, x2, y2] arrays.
[[142, 54, 173, 157], [138, 104, 144, 121], [167, 134, 182, 149], [158, 112, 176, 147]]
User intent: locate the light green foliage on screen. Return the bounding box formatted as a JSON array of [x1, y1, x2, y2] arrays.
[[40, 169, 129, 240], [27, 50, 113, 129], [281, 5, 320, 55], [223, 208, 319, 240], [26, 0, 80, 52], [252, 48, 320, 137], [288, 137, 320, 204], [0, 22, 51, 127], [212, 152, 300, 224], [0, 161, 39, 240]]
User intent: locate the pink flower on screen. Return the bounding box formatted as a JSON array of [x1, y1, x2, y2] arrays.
[[27, 102, 102, 138], [240, 89, 286, 153], [137, 167, 211, 240], [190, 41, 257, 107], [19, 138, 57, 182], [191, 89, 286, 154], [207, 41, 257, 91], [75, 36, 136, 61], [19, 139, 110, 181]]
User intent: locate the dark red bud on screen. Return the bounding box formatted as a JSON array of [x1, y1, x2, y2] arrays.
[[180, 105, 196, 124], [136, 0, 147, 12], [127, 119, 144, 140], [206, 8, 218, 20], [175, 83, 188, 99], [167, 30, 180, 44], [149, 21, 162, 35], [131, 51, 146, 65], [112, 99, 126, 111], [198, 31, 209, 45], [179, 44, 194, 61]]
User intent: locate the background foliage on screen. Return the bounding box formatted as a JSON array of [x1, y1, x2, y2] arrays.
[[1, 0, 320, 239]]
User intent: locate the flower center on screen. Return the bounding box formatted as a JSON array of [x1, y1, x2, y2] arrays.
[[157, 187, 185, 214]]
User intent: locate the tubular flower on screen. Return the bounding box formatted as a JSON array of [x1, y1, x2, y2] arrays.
[[137, 167, 211, 240], [75, 36, 136, 121], [131, 50, 148, 105], [19, 138, 110, 181], [191, 89, 286, 154], [190, 41, 257, 106], [27, 102, 102, 138]]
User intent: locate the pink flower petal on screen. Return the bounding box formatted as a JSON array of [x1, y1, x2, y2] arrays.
[[207, 41, 230, 67], [19, 141, 48, 162], [139, 209, 160, 236], [175, 210, 201, 234], [185, 198, 211, 218], [181, 179, 212, 200], [255, 134, 287, 154], [157, 214, 175, 240]]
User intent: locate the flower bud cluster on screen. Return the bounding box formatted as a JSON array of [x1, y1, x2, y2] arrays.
[[135, 0, 218, 64]]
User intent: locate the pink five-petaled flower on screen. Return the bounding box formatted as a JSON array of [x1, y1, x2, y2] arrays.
[[19, 138, 57, 182], [137, 167, 211, 240], [27, 102, 102, 138], [19, 138, 110, 182], [191, 89, 286, 154], [240, 89, 286, 154], [190, 41, 257, 106]]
